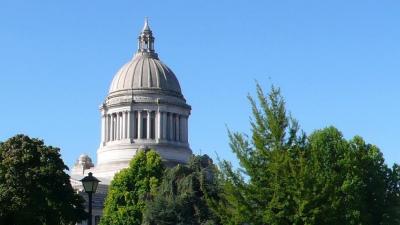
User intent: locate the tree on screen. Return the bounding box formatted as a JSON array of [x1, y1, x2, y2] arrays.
[[143, 155, 222, 225], [218, 84, 400, 225], [217, 84, 305, 225], [382, 164, 400, 224], [100, 149, 164, 225], [294, 127, 400, 225], [0, 134, 87, 225], [296, 127, 362, 224]]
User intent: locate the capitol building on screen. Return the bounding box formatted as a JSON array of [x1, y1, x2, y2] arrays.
[[70, 19, 192, 224]]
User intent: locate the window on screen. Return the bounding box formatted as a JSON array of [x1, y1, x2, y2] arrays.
[[142, 116, 147, 139]]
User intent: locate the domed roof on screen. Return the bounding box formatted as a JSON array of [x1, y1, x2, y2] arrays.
[[109, 54, 181, 94], [75, 154, 94, 169], [109, 19, 182, 95]]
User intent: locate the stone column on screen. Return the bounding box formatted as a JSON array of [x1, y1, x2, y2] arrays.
[[108, 115, 111, 141], [101, 114, 106, 144], [169, 113, 174, 141], [147, 111, 151, 139], [186, 116, 189, 143], [112, 113, 117, 141], [161, 112, 166, 140], [120, 112, 124, 140], [108, 114, 111, 141], [107, 114, 111, 142], [122, 111, 127, 139], [175, 115, 180, 142], [115, 112, 121, 140], [101, 114, 105, 143], [166, 113, 170, 140], [114, 114, 118, 141], [110, 114, 114, 141], [179, 115, 183, 142], [111, 114, 114, 141], [181, 116, 186, 143], [121, 112, 124, 139], [127, 111, 131, 140], [137, 111, 142, 139], [105, 114, 109, 142], [156, 111, 162, 140]]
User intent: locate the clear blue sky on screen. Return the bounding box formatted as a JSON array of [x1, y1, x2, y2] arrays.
[[1, 0, 399, 168]]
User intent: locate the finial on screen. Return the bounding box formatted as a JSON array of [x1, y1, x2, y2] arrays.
[[142, 17, 150, 32]]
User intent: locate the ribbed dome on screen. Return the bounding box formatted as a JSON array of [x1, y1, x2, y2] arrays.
[[109, 53, 182, 94]]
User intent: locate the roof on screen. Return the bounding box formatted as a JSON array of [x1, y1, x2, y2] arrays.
[[108, 19, 182, 95], [109, 53, 182, 95]]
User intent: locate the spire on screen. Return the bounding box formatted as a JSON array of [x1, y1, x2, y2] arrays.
[[142, 17, 150, 32], [138, 17, 156, 54]]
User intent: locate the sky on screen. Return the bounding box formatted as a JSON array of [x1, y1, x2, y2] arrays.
[[0, 0, 399, 169]]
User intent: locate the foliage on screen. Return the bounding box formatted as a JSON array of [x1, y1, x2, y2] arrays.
[[217, 84, 305, 224], [218, 83, 400, 225], [143, 155, 222, 225], [0, 134, 87, 225], [100, 149, 164, 225]]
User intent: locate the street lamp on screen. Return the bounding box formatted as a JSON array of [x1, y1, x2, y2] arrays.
[[80, 172, 100, 225]]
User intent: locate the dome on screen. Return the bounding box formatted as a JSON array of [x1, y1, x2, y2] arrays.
[[94, 19, 192, 180], [109, 53, 182, 95], [74, 154, 94, 169], [108, 19, 182, 96]]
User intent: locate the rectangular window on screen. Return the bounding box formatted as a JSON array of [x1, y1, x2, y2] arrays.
[[142, 117, 147, 139]]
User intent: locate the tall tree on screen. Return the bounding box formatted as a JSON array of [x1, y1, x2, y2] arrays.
[[297, 127, 361, 224], [218, 84, 305, 225], [143, 155, 222, 225], [0, 134, 87, 225], [294, 127, 400, 225], [218, 84, 400, 225], [100, 149, 164, 225]]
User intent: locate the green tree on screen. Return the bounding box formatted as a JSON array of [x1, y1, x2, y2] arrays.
[[0, 134, 87, 225], [382, 164, 400, 224], [218, 84, 400, 225], [100, 149, 164, 225], [143, 155, 222, 225], [297, 127, 361, 224], [218, 84, 305, 225], [349, 135, 400, 224], [294, 127, 400, 225]]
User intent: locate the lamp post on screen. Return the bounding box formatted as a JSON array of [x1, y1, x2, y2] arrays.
[[80, 172, 100, 225]]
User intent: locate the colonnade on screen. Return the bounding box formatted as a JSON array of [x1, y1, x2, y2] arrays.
[[101, 110, 188, 144]]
